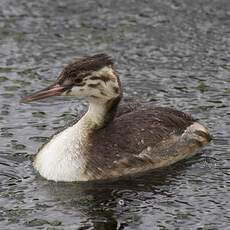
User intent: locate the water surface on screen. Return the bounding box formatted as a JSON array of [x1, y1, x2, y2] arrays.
[[0, 0, 230, 229]]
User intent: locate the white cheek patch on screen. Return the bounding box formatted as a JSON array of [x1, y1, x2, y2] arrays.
[[70, 86, 86, 97], [70, 86, 101, 98]]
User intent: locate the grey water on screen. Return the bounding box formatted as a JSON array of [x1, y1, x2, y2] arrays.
[[0, 0, 230, 229]]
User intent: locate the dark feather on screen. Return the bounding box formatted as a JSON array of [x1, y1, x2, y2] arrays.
[[57, 54, 113, 85], [81, 104, 199, 179]]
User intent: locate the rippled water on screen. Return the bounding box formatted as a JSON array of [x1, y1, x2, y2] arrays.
[[0, 0, 229, 229]]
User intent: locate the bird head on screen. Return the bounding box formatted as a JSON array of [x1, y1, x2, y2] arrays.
[[20, 54, 121, 104]]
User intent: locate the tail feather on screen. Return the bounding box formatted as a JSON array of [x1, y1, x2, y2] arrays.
[[194, 130, 212, 143], [182, 122, 211, 146]]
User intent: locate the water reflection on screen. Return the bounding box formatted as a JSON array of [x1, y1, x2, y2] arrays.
[[0, 0, 230, 229], [41, 160, 194, 229]]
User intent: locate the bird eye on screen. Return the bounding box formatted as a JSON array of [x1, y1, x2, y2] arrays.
[[75, 78, 82, 84]]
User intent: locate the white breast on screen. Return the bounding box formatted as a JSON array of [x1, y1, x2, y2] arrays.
[[33, 123, 89, 182]]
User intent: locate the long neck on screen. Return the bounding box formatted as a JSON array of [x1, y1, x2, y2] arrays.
[[77, 96, 121, 134], [76, 69, 122, 133]]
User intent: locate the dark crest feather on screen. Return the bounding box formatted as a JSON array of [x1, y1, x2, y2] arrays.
[[57, 54, 113, 84]]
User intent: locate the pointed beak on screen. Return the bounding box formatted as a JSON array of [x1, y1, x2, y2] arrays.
[[20, 83, 67, 103]]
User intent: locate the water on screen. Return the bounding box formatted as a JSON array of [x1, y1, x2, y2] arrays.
[[0, 0, 229, 229]]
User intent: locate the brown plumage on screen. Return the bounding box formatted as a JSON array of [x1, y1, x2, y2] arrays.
[[84, 105, 209, 180]]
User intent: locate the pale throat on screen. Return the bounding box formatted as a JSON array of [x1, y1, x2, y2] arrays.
[[75, 96, 120, 136], [86, 102, 109, 126]]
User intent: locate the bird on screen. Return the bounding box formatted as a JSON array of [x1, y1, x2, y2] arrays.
[[20, 54, 211, 182]]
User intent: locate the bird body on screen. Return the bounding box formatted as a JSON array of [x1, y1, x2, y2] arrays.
[[21, 54, 211, 182]]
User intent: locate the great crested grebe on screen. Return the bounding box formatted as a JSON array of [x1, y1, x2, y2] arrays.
[[20, 54, 211, 182]]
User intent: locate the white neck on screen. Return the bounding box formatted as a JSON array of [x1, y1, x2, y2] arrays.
[[33, 98, 120, 181], [77, 97, 120, 134], [85, 102, 108, 126]]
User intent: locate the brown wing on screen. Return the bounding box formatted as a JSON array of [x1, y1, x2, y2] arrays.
[[85, 105, 196, 178]]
